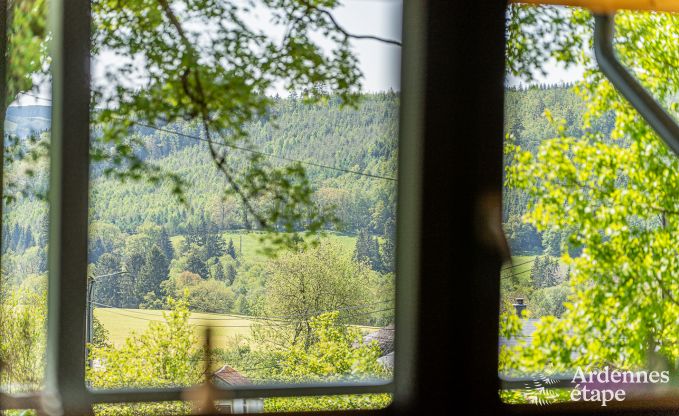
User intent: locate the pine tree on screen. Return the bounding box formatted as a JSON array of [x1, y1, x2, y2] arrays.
[[213, 262, 225, 281], [530, 256, 563, 288], [186, 250, 208, 279], [158, 227, 174, 262], [38, 216, 49, 248], [353, 228, 382, 271], [353, 229, 370, 264], [125, 252, 145, 282], [93, 253, 122, 306], [234, 295, 249, 314], [225, 263, 237, 285], [530, 256, 544, 288], [206, 225, 227, 259], [117, 273, 138, 308], [10, 224, 21, 252], [22, 228, 35, 251], [37, 247, 47, 273], [2, 223, 9, 254], [135, 246, 169, 301], [226, 238, 237, 259], [89, 238, 105, 264], [380, 230, 395, 274]]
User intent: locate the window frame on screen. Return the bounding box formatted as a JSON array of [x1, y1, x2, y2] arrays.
[[500, 1, 679, 415], [0, 0, 426, 413]]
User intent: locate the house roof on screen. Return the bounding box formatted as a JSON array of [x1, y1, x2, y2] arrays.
[[362, 324, 395, 356], [377, 351, 394, 370], [498, 318, 539, 348], [213, 365, 252, 386]]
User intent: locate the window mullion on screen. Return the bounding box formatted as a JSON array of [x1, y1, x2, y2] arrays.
[[45, 0, 92, 413]]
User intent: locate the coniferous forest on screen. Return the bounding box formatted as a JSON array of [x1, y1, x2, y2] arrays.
[[2, 93, 399, 412], [3, 92, 398, 318]]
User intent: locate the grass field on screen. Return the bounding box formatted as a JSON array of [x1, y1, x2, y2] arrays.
[[95, 307, 381, 349], [505, 255, 536, 276], [95, 308, 254, 348], [502, 254, 569, 289], [170, 230, 357, 264], [102, 231, 369, 350]]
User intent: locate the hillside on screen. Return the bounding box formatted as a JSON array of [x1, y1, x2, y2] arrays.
[[5, 93, 398, 235], [2, 93, 398, 327], [503, 85, 615, 255]]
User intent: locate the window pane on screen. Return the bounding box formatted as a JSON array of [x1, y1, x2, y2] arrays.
[[0, 0, 51, 393], [86, 0, 400, 411], [502, 6, 679, 405]]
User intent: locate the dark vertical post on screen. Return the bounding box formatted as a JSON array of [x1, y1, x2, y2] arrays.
[[405, 2, 507, 414], [45, 0, 92, 413]]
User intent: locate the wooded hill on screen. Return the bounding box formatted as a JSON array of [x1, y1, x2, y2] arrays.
[[5, 92, 398, 237], [1, 93, 398, 322], [503, 85, 615, 255]]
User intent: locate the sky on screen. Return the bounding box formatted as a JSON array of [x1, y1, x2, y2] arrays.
[[334, 0, 402, 92], [15, 0, 403, 106], [505, 59, 585, 87]]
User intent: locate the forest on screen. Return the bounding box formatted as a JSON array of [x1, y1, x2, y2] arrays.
[[499, 85, 608, 318], [501, 7, 679, 405], [1, 93, 397, 412], [2, 92, 397, 312]]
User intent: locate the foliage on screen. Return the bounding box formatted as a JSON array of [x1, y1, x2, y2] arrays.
[[504, 8, 679, 376], [92, 315, 112, 348], [265, 394, 392, 413], [93, 253, 127, 307], [184, 279, 236, 314], [530, 285, 570, 318], [89, 297, 197, 415], [89, 296, 198, 388], [353, 228, 383, 271], [264, 312, 391, 412], [0, 285, 46, 391], [259, 241, 388, 348], [3, 0, 403, 250], [505, 5, 590, 83], [530, 255, 564, 289], [135, 245, 169, 300]]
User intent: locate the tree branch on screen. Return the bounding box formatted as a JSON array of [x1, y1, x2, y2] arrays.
[[156, 0, 268, 229], [300, 1, 402, 47]]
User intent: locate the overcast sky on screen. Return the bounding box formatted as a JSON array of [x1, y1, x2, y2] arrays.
[[333, 0, 402, 92], [506, 59, 585, 87], [15, 0, 403, 106]]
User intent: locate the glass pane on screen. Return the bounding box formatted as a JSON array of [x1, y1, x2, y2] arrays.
[[502, 5, 679, 406], [0, 0, 51, 393], [87, 0, 400, 412]]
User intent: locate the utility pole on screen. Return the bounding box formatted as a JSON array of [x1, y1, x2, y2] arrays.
[[85, 270, 129, 359]]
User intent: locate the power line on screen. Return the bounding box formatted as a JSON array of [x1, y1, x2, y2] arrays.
[[501, 258, 535, 271], [128, 120, 398, 182], [203, 307, 394, 328], [95, 306, 393, 328], [91, 299, 394, 321], [502, 268, 533, 279], [17, 92, 398, 182]]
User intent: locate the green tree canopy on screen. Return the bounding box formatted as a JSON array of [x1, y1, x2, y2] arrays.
[[503, 8, 679, 375], [6, 0, 400, 250]]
